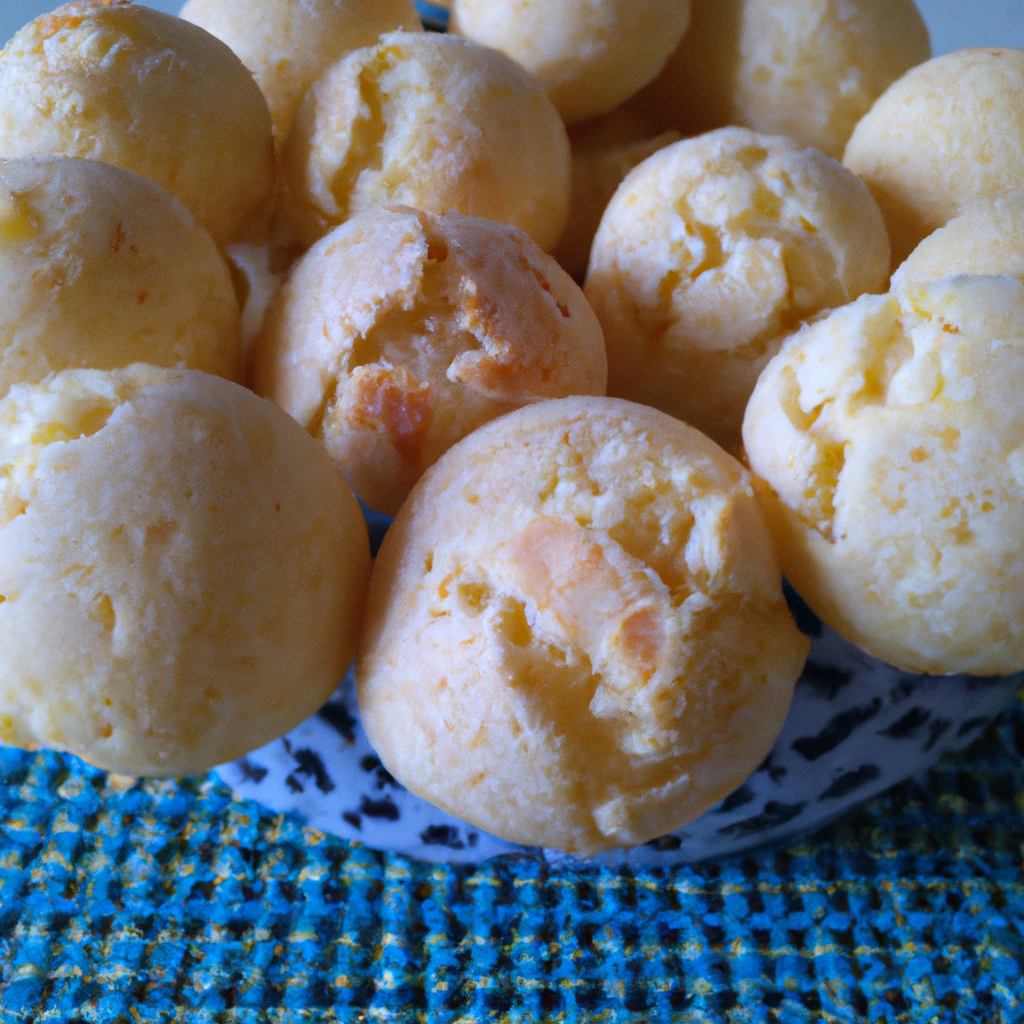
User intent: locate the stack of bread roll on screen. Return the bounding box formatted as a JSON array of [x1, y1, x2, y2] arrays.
[[0, 0, 1020, 855]]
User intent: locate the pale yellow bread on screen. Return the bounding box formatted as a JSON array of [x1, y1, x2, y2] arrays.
[[892, 197, 1024, 291], [279, 32, 570, 252], [179, 0, 422, 146], [742, 276, 1024, 676], [0, 0, 275, 246], [449, 0, 691, 126], [844, 49, 1024, 267], [0, 157, 242, 398], [585, 127, 890, 453], [252, 206, 607, 515], [357, 396, 809, 854], [632, 0, 930, 159], [0, 366, 371, 776]]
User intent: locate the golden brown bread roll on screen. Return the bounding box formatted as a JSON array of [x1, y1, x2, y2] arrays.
[[0, 0, 276, 246], [0, 366, 371, 776], [278, 31, 570, 253], [0, 157, 242, 398], [585, 127, 890, 452], [357, 396, 809, 853], [450, 0, 691, 126], [743, 275, 1024, 676], [253, 206, 607, 514], [634, 0, 930, 159], [844, 48, 1024, 267]]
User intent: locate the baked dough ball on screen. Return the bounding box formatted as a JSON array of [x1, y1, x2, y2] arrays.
[[893, 197, 1024, 292], [0, 365, 371, 777], [280, 32, 570, 252], [632, 0, 929, 160], [179, 0, 422, 146], [357, 396, 809, 854], [585, 128, 890, 453], [844, 49, 1024, 267], [0, 0, 275, 246], [449, 0, 691, 126], [0, 157, 242, 399], [742, 276, 1024, 676], [253, 206, 607, 515]]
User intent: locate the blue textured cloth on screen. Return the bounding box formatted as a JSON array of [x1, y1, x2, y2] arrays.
[[1, 702, 1023, 1021]]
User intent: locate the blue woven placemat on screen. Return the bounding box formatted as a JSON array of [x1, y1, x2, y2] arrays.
[[1, 701, 1023, 1022]]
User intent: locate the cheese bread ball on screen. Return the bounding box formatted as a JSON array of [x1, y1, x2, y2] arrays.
[[0, 157, 242, 399], [742, 276, 1024, 676], [280, 32, 570, 252], [253, 206, 607, 515], [844, 49, 1024, 267], [357, 396, 809, 854], [0, 0, 275, 247], [585, 128, 890, 453], [0, 365, 371, 776], [449, 0, 691, 126], [893, 197, 1024, 292], [179, 0, 422, 146], [633, 0, 930, 159]]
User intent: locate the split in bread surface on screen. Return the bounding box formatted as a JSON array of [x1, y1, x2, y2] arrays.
[[253, 206, 607, 515], [585, 127, 890, 453], [278, 31, 570, 253], [743, 275, 1024, 676]]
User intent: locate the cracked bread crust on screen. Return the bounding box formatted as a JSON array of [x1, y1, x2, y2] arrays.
[[278, 31, 570, 252], [584, 127, 889, 453], [0, 0, 276, 247], [356, 396, 808, 854], [179, 0, 422, 147], [743, 276, 1024, 675], [252, 206, 607, 515]]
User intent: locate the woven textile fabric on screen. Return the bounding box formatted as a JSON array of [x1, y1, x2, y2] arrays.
[[1, 704, 1023, 1023]]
